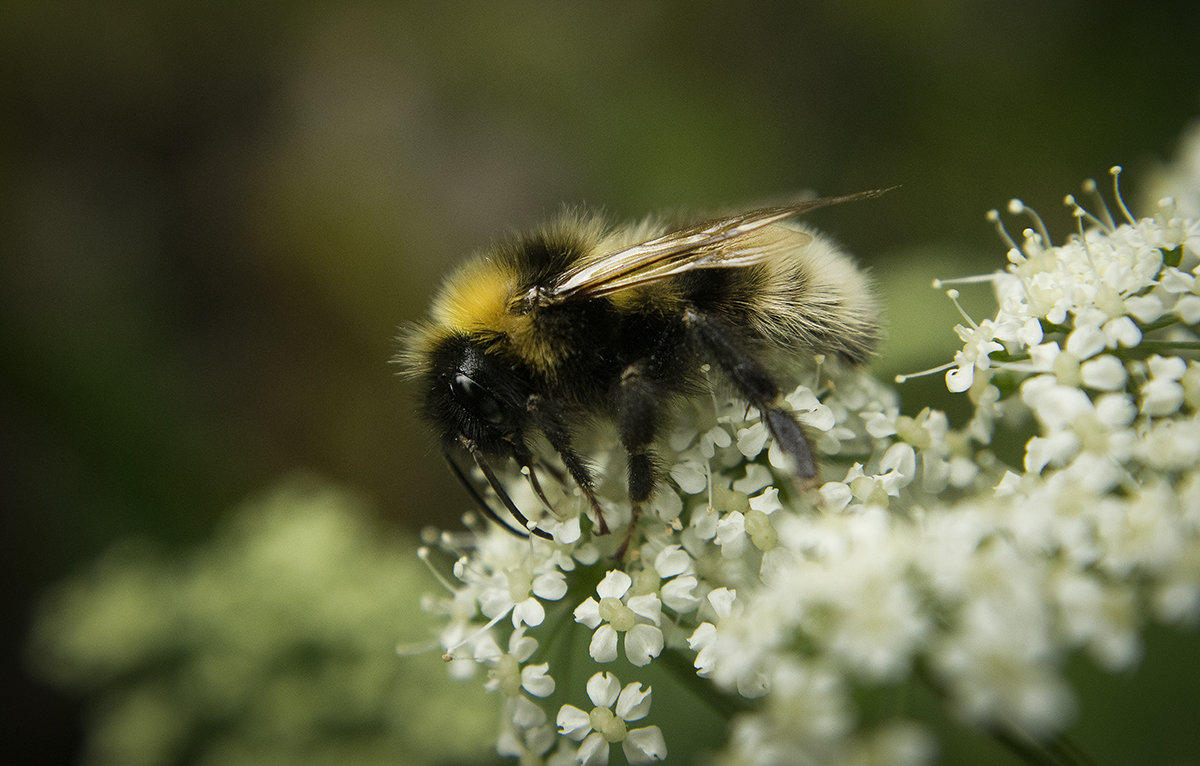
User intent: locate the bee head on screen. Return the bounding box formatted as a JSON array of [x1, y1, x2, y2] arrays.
[[420, 335, 528, 456]]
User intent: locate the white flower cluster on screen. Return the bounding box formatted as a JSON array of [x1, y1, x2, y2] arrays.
[[420, 170, 1200, 765]]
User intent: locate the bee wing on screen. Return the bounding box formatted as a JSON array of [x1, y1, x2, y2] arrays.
[[543, 189, 889, 303]]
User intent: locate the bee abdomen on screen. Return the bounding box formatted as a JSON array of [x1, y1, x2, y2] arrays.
[[746, 225, 879, 365]]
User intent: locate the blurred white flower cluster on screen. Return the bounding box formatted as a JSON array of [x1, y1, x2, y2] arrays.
[[29, 479, 499, 766], [422, 171, 1200, 765]]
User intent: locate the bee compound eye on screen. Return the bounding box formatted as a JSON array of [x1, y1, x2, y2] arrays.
[[451, 372, 506, 425]]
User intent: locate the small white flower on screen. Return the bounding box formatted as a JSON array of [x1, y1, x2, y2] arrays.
[[484, 628, 556, 698], [946, 320, 1005, 393], [458, 534, 569, 630], [574, 570, 664, 667], [556, 672, 667, 765]]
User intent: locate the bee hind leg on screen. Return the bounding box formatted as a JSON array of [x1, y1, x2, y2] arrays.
[[614, 362, 665, 557], [682, 308, 819, 482]]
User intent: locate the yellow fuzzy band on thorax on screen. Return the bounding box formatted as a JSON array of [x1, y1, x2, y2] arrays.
[[431, 257, 514, 333], [428, 256, 559, 376]]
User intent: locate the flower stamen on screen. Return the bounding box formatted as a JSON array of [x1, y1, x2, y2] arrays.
[[1110, 165, 1136, 224], [945, 288, 979, 330], [894, 361, 956, 384], [1009, 198, 1054, 252], [987, 208, 1020, 252], [1081, 177, 1117, 231]]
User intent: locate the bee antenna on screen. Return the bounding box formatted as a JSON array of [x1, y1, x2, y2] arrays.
[[442, 447, 537, 539], [457, 437, 553, 540]]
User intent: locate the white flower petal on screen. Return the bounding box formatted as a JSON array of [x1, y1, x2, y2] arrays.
[[716, 511, 746, 550], [556, 704, 592, 740], [786, 386, 821, 411], [880, 442, 917, 480], [819, 481, 853, 512], [589, 624, 619, 664], [946, 364, 975, 392], [1142, 379, 1185, 416], [596, 569, 632, 599], [574, 597, 602, 629], [748, 487, 783, 514], [670, 460, 709, 494], [615, 681, 653, 721], [1080, 355, 1127, 390], [661, 575, 701, 612], [1065, 324, 1106, 360], [732, 463, 775, 493], [1125, 294, 1165, 323], [1175, 294, 1200, 324], [623, 726, 668, 764], [736, 422, 770, 458], [510, 694, 548, 728], [586, 670, 621, 708], [798, 403, 837, 431], [1018, 317, 1044, 346], [703, 424, 732, 451], [551, 514, 582, 544], [688, 621, 715, 652], [508, 631, 537, 662], [532, 571, 567, 601], [707, 587, 737, 619], [652, 488, 684, 522], [1103, 316, 1142, 347], [578, 731, 611, 766], [688, 505, 718, 540], [1149, 354, 1188, 380], [624, 624, 664, 666], [864, 412, 898, 438], [1095, 393, 1137, 426], [1028, 342, 1061, 370], [653, 545, 691, 578], [512, 597, 544, 628], [627, 593, 663, 624], [521, 662, 556, 697]]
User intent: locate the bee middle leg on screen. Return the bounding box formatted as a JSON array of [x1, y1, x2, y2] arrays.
[[682, 307, 818, 480]]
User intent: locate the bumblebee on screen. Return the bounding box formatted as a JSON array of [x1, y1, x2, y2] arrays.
[[398, 190, 884, 541]]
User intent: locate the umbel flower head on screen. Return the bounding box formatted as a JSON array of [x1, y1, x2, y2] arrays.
[[419, 168, 1200, 765]]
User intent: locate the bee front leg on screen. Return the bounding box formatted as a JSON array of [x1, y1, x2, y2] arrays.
[[525, 393, 610, 534], [682, 308, 818, 481]]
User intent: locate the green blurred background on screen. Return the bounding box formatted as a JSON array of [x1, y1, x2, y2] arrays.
[[4, 0, 1200, 763]]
